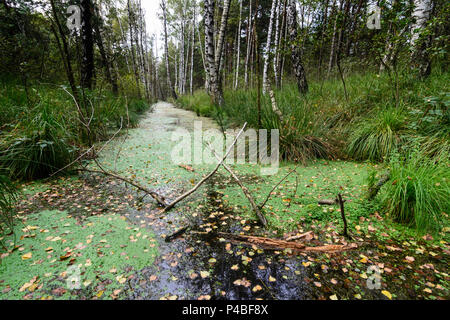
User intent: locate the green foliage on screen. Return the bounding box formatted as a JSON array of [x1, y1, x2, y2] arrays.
[[380, 151, 449, 234], [0, 173, 18, 249], [0, 80, 152, 180], [347, 108, 408, 162], [0, 98, 76, 180], [177, 90, 213, 117]]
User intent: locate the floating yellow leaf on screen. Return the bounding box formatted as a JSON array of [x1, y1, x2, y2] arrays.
[[252, 285, 263, 292], [382, 290, 392, 300], [21, 252, 32, 260]]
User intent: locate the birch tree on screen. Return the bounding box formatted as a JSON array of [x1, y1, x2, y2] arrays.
[[262, 0, 278, 94], [161, 0, 177, 99], [287, 0, 308, 94]]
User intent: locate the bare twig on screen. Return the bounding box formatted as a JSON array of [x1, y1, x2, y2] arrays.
[[205, 142, 268, 227], [161, 123, 248, 213], [259, 165, 299, 210], [78, 166, 168, 207]]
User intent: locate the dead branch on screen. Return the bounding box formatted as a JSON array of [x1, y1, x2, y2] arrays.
[[164, 225, 190, 242], [217, 232, 357, 253], [337, 193, 350, 239], [161, 123, 248, 213], [77, 167, 168, 207], [259, 165, 299, 210], [206, 142, 268, 227], [285, 231, 314, 242]]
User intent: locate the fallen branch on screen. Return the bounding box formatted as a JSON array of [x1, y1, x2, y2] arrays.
[[164, 225, 190, 242], [217, 232, 356, 253], [206, 142, 268, 227], [78, 167, 168, 207], [318, 199, 338, 205], [259, 165, 299, 210], [161, 123, 247, 213], [285, 231, 314, 242]]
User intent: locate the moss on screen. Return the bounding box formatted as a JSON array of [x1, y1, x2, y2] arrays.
[[0, 210, 158, 299]]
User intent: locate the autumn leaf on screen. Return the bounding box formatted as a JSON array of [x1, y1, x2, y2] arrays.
[[200, 271, 210, 279], [116, 275, 127, 284], [21, 252, 32, 260], [382, 290, 392, 300], [252, 285, 263, 292]]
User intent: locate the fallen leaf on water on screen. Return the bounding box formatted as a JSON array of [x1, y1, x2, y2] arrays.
[[200, 271, 210, 279], [22, 252, 32, 260], [329, 294, 338, 300], [252, 285, 263, 292], [381, 290, 392, 300], [116, 275, 127, 284], [269, 276, 276, 282]]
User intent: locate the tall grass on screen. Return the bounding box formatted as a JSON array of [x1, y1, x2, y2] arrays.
[[177, 90, 213, 117], [0, 80, 152, 180], [0, 97, 76, 180], [379, 151, 449, 233], [0, 173, 18, 250], [347, 108, 408, 162]]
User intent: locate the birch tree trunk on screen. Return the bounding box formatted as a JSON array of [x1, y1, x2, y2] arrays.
[[262, 0, 278, 94], [327, 0, 339, 77], [161, 0, 177, 99], [272, 0, 281, 88], [204, 0, 222, 105], [234, 0, 242, 90], [287, 0, 308, 94], [244, 0, 253, 88], [215, 0, 231, 94], [411, 0, 433, 78], [190, 5, 196, 95]]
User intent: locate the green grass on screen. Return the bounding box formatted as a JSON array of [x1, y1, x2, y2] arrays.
[[0, 210, 158, 299], [0, 173, 18, 249], [347, 107, 408, 161], [0, 79, 152, 180], [378, 151, 450, 234]]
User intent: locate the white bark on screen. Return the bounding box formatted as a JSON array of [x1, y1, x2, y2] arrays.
[[263, 0, 278, 94], [234, 0, 243, 90], [411, 0, 432, 46]]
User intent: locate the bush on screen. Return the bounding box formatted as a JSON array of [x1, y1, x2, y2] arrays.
[[379, 151, 449, 233], [347, 108, 408, 161]]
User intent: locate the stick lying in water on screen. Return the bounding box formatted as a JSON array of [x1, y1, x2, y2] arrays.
[[217, 232, 357, 253], [205, 142, 268, 227], [161, 123, 248, 213]]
